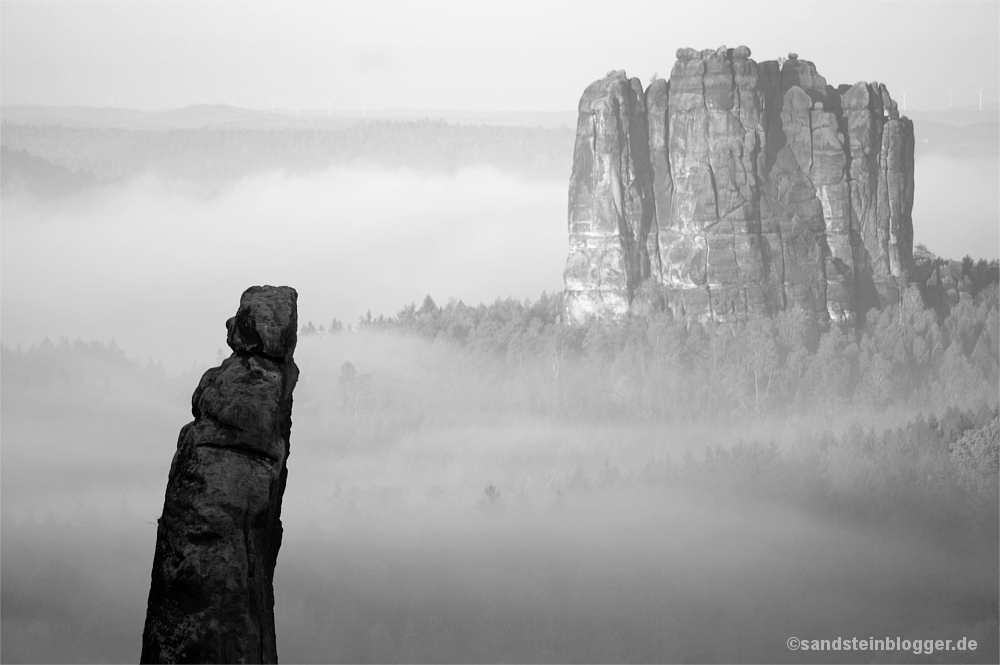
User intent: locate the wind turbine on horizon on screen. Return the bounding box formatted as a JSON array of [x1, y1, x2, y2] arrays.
[[946, 86, 955, 109], [975, 86, 985, 111], [359, 97, 366, 118], [900, 91, 907, 111]]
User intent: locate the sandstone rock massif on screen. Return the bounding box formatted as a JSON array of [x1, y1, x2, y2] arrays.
[[141, 286, 299, 664], [564, 47, 914, 324]]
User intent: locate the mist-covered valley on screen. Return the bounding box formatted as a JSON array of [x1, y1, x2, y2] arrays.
[[3, 311, 999, 662], [2, 110, 999, 663]]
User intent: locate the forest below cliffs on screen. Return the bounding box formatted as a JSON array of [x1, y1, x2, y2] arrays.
[[299, 263, 999, 437]]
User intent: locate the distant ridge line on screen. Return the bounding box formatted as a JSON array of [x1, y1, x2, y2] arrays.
[[0, 105, 579, 130]]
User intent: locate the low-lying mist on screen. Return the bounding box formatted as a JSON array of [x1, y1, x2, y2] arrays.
[[2, 150, 996, 372], [0, 165, 566, 371], [2, 329, 997, 663]]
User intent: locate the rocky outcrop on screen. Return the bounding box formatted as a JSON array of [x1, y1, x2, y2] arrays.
[[925, 260, 973, 308], [564, 73, 656, 319], [141, 286, 299, 664], [564, 47, 915, 324]]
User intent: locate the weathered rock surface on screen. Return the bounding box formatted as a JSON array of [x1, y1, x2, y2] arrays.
[[564, 72, 655, 321], [564, 47, 915, 323], [141, 286, 299, 664]]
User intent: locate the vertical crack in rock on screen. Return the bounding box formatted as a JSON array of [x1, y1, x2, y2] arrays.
[[646, 76, 671, 290], [564, 46, 914, 324], [564, 71, 655, 322], [141, 285, 299, 664]]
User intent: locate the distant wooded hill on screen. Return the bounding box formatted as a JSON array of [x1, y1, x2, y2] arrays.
[[0, 105, 995, 199], [0, 106, 577, 197], [0, 145, 99, 198]]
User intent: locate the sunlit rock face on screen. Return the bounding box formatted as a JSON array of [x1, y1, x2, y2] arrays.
[[141, 286, 298, 664], [564, 72, 656, 323], [564, 47, 914, 324]]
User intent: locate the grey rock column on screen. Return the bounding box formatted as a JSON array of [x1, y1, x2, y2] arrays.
[[141, 285, 299, 664]]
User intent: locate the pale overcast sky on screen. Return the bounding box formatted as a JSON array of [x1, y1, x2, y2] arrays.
[[2, 0, 998, 112]]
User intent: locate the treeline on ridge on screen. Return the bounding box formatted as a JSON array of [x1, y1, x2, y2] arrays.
[[304, 263, 999, 429]]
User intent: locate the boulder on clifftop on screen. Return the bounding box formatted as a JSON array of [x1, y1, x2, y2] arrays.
[[141, 285, 299, 664]]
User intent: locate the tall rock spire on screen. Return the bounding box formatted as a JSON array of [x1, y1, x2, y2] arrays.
[[141, 286, 299, 664]]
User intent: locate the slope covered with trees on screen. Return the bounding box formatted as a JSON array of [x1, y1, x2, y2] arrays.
[[302, 275, 998, 433]]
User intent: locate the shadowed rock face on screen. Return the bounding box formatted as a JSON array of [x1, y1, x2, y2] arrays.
[[564, 47, 915, 324], [141, 286, 298, 664]]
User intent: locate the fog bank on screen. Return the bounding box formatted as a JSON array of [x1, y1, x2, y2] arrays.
[[3, 153, 995, 373], [1, 167, 566, 371]]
